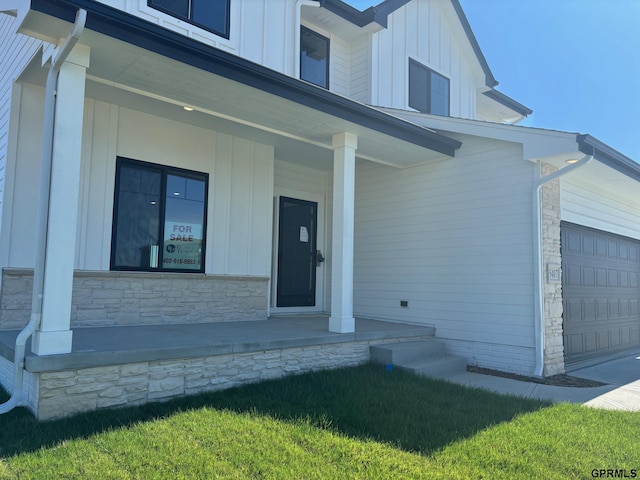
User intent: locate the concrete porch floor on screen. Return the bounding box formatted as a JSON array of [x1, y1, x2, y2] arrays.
[[0, 316, 435, 374]]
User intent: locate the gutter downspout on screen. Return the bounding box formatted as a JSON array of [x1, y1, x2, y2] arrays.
[[0, 8, 86, 415], [295, 0, 320, 79], [532, 153, 593, 377]]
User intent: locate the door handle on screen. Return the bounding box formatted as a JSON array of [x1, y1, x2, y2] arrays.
[[316, 250, 325, 266]]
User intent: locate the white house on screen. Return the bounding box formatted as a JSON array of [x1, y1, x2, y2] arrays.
[[0, 0, 639, 419]]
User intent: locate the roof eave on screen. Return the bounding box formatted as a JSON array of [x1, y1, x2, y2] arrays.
[[31, 0, 461, 157], [450, 0, 497, 88], [578, 134, 640, 182], [318, 0, 411, 29], [483, 90, 533, 117]]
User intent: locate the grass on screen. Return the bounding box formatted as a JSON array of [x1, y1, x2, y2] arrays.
[[0, 364, 639, 479]]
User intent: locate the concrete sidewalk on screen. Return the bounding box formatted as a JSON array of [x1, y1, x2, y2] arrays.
[[446, 351, 640, 411]]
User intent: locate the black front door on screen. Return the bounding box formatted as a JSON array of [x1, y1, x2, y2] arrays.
[[277, 197, 318, 307]]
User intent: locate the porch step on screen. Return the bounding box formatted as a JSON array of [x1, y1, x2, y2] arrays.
[[397, 356, 468, 379], [370, 340, 467, 379], [370, 340, 445, 365]]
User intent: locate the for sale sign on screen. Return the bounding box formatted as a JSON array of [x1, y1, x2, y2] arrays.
[[163, 222, 203, 270]]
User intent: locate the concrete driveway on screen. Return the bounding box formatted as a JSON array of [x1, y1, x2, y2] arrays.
[[448, 350, 640, 411], [567, 351, 640, 411]]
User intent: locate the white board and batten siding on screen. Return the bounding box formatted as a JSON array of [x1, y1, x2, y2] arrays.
[[561, 179, 640, 242], [370, 0, 481, 119], [5, 88, 275, 277], [354, 137, 538, 374], [81, 102, 275, 276], [94, 0, 299, 73], [0, 15, 42, 270], [94, 0, 355, 98]]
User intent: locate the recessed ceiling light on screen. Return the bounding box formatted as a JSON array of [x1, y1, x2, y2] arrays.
[[173, 192, 181, 196], [150, 201, 157, 205], [566, 159, 579, 164], [183, 106, 194, 111]]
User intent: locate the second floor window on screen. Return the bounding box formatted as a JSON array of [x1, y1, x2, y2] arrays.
[[409, 59, 450, 116], [148, 0, 230, 38], [300, 26, 329, 89]]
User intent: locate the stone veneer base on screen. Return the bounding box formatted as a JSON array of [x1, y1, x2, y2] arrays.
[[0, 269, 269, 329], [30, 335, 431, 420]]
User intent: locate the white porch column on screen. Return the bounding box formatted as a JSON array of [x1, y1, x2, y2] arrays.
[[329, 132, 357, 333], [32, 45, 89, 355]]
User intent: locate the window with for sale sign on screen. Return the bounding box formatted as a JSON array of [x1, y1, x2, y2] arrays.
[[163, 222, 203, 270]]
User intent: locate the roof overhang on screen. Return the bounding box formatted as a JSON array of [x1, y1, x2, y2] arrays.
[[376, 107, 640, 185], [577, 134, 640, 183], [450, 0, 497, 88], [482, 90, 533, 118], [317, 0, 410, 29], [17, 0, 461, 168]]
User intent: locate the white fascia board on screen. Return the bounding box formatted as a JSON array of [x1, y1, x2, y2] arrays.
[[376, 107, 580, 163]]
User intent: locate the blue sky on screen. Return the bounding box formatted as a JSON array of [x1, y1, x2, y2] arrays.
[[345, 0, 640, 161]]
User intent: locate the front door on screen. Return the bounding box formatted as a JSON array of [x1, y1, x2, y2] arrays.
[[276, 197, 318, 307]]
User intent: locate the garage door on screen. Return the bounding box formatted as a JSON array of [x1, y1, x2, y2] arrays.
[[561, 222, 640, 363]]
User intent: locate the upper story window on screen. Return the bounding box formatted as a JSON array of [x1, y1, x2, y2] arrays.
[[148, 0, 230, 39], [300, 26, 329, 89], [409, 59, 450, 116], [111, 158, 208, 273]]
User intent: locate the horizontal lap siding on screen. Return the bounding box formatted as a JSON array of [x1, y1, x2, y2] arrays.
[[354, 137, 535, 371], [349, 36, 371, 104], [561, 180, 640, 241]]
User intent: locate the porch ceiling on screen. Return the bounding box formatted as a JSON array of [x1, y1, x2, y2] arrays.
[[19, 4, 456, 169]]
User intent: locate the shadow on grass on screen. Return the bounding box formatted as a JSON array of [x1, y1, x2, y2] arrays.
[[0, 364, 550, 458]]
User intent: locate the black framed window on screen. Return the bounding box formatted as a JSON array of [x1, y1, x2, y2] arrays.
[[300, 26, 329, 89], [111, 158, 208, 273], [148, 0, 230, 38], [408, 58, 450, 116]]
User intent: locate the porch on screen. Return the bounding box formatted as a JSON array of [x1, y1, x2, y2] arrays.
[[0, 316, 435, 419]]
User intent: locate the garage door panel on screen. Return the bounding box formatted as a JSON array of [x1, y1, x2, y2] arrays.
[[567, 231, 582, 253], [609, 330, 620, 349], [584, 332, 597, 353], [562, 222, 640, 362], [620, 244, 629, 260], [583, 267, 596, 286], [620, 271, 629, 288], [596, 299, 608, 319], [583, 299, 596, 321], [599, 331, 612, 350], [565, 299, 581, 322], [565, 334, 583, 357], [608, 299, 620, 318]]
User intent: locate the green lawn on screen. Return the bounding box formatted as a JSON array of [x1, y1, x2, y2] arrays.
[[0, 364, 638, 479]]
